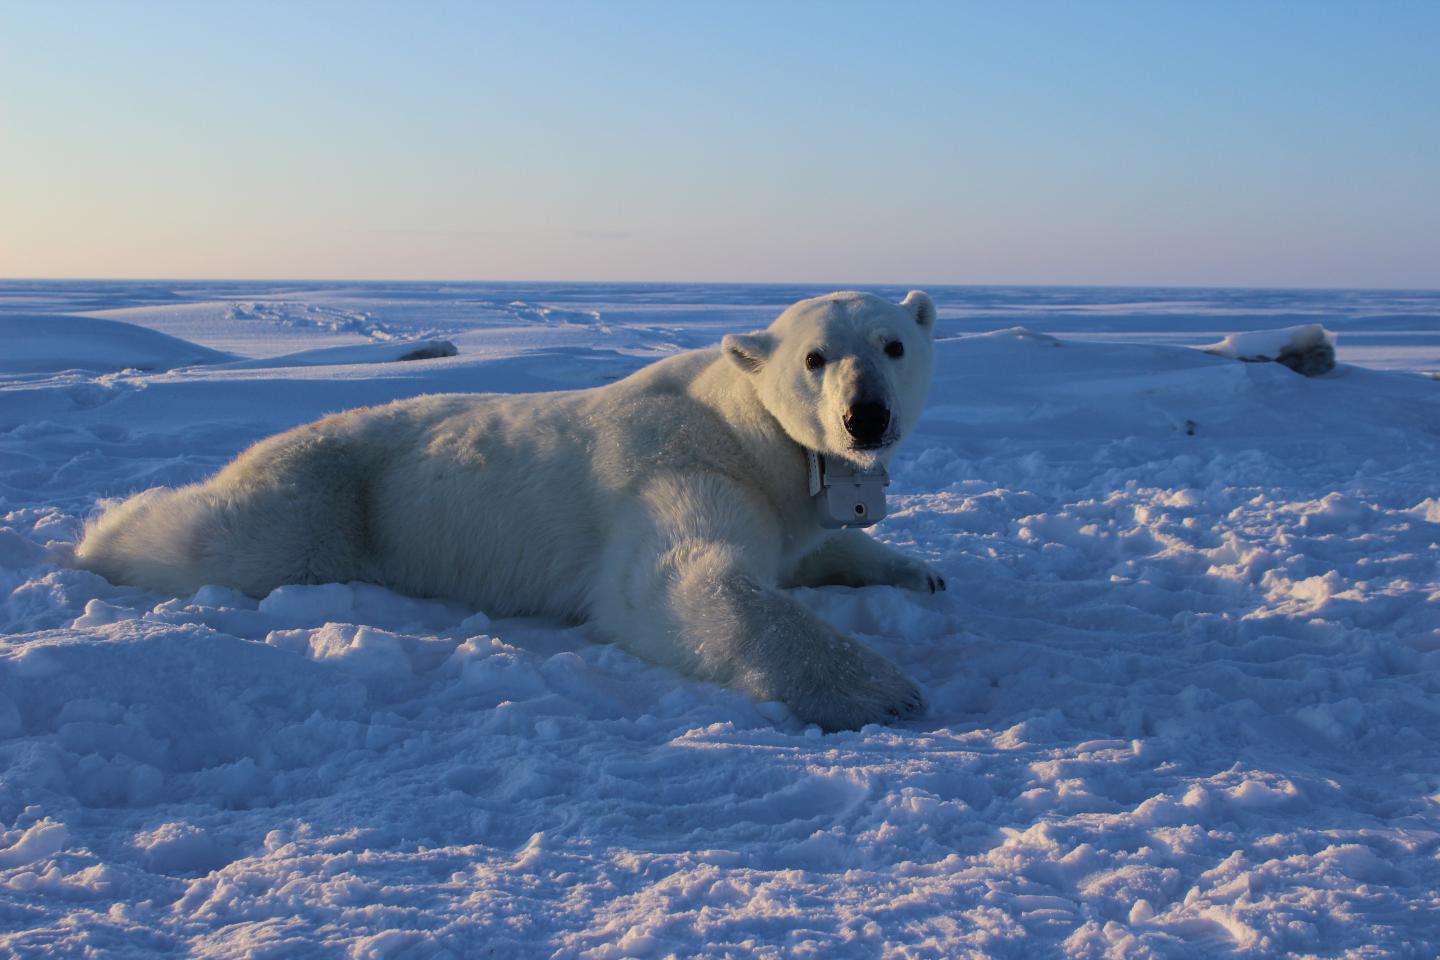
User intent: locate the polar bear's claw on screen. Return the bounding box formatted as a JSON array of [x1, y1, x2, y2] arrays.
[[886, 687, 927, 721], [887, 558, 947, 595]]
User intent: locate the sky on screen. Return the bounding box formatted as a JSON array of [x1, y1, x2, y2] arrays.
[[2, 0, 1437, 288]]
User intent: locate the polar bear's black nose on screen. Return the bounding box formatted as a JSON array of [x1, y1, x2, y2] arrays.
[[844, 402, 890, 447]]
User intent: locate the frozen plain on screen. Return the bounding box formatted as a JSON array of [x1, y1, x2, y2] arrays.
[[1, 281, 1438, 958]]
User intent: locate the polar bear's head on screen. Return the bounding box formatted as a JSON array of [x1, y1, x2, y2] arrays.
[[722, 291, 936, 467]]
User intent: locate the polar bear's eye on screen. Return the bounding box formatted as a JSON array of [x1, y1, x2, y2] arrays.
[[884, 340, 905, 359], [805, 351, 826, 371]]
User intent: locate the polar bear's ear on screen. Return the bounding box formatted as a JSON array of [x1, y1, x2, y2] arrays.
[[722, 332, 775, 374], [901, 290, 936, 337]]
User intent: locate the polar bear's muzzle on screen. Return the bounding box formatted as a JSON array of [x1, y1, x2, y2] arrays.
[[844, 400, 891, 449], [831, 357, 897, 451]]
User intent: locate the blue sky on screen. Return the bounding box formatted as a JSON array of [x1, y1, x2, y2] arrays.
[[2, 0, 1437, 287]]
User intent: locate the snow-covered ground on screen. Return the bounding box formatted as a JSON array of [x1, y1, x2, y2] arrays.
[[1, 281, 1438, 958]]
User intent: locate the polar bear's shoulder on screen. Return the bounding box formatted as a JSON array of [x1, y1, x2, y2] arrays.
[[607, 347, 721, 398]]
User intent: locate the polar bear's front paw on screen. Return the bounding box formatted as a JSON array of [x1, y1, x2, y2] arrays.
[[786, 645, 927, 732], [887, 558, 946, 595]]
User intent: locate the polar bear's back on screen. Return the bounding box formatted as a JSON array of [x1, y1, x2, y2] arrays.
[[75, 348, 761, 618], [357, 390, 613, 618], [359, 365, 756, 618]]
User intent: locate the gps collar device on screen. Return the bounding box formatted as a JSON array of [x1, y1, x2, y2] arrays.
[[806, 450, 889, 529]]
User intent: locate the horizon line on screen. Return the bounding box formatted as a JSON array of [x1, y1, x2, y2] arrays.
[[3, 276, 1438, 295]]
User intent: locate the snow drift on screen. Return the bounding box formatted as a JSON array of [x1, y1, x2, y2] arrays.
[[0, 314, 235, 374]]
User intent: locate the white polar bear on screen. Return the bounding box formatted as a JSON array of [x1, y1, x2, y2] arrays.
[[76, 291, 945, 730]]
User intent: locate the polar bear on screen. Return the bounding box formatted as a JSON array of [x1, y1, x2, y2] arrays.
[[76, 291, 944, 730]]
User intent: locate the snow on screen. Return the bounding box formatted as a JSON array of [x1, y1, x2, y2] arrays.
[[2, 280, 1439, 957]]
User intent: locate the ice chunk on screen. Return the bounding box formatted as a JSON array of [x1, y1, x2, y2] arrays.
[[258, 583, 356, 625], [0, 818, 67, 868], [1200, 324, 1336, 375], [133, 822, 228, 875]]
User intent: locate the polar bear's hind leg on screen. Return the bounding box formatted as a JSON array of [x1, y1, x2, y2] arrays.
[[77, 429, 373, 598]]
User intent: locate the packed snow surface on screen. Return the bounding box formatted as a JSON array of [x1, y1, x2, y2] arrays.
[[1, 281, 1439, 957]]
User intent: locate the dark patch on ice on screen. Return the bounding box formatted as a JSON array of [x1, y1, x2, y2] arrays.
[[1261, 340, 1336, 377], [396, 340, 458, 362]]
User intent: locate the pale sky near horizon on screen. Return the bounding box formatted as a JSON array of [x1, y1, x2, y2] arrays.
[[2, 0, 1437, 288]]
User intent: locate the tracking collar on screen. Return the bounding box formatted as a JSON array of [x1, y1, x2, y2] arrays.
[[806, 449, 889, 529]]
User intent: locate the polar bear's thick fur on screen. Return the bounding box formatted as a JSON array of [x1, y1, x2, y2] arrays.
[[77, 291, 944, 730]]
